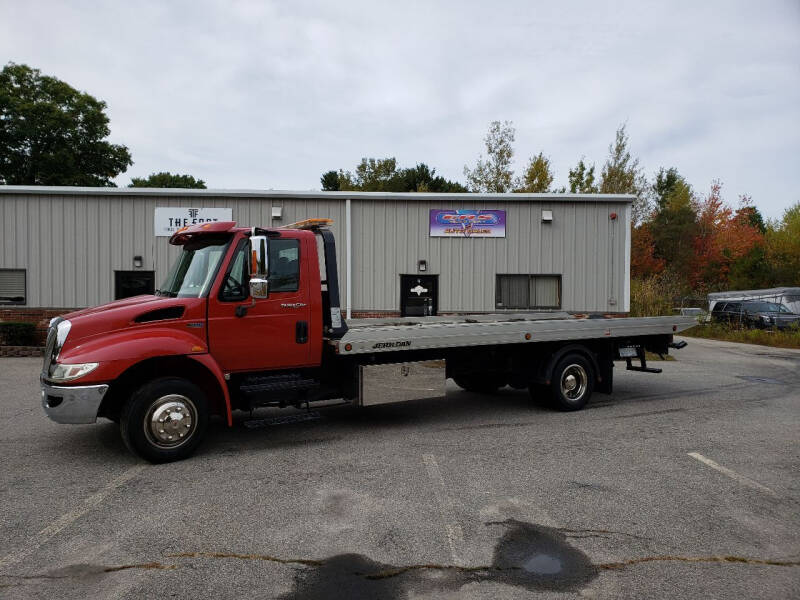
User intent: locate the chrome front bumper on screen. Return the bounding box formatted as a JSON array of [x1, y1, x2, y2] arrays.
[[41, 378, 109, 424]]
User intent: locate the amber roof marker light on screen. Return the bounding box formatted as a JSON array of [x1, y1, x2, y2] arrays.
[[280, 218, 334, 230]]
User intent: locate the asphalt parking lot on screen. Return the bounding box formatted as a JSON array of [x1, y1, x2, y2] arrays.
[[1, 336, 798, 599]]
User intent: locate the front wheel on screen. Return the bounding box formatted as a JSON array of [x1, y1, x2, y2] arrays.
[[120, 377, 209, 463], [548, 354, 594, 411]]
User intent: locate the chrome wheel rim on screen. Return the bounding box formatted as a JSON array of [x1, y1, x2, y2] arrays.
[[560, 364, 587, 401], [143, 394, 198, 449]]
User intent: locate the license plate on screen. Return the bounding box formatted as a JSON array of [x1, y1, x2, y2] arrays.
[[619, 346, 638, 358]]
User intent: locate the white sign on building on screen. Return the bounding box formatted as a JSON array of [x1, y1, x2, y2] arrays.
[[154, 207, 233, 237]]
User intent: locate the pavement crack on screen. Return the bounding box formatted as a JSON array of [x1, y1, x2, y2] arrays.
[[103, 562, 177, 573], [556, 527, 652, 541], [166, 551, 324, 567], [597, 555, 800, 570], [0, 562, 177, 581], [363, 564, 509, 580]]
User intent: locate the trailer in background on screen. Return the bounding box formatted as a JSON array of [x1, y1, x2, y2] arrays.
[[708, 287, 800, 314]]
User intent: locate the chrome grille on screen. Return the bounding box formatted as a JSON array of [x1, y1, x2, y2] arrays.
[[42, 319, 61, 374]]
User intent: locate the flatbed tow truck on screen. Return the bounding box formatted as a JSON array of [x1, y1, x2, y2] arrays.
[[41, 219, 694, 462]]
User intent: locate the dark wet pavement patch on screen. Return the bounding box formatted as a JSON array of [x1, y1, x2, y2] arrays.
[[271, 520, 597, 599]]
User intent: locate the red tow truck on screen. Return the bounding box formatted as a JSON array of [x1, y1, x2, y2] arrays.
[[41, 219, 693, 462]]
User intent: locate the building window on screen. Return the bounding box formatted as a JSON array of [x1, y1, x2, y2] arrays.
[[0, 269, 26, 305], [115, 271, 155, 300], [496, 274, 561, 309]]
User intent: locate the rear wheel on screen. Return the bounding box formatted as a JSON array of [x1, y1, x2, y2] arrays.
[[548, 354, 594, 411], [120, 377, 208, 463]]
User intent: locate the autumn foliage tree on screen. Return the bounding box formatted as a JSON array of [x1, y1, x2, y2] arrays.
[[689, 182, 763, 291], [630, 223, 665, 278]]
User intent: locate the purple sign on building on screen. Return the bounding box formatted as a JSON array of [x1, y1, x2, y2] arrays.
[[429, 209, 506, 238]]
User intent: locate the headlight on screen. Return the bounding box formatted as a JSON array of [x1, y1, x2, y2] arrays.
[[48, 362, 99, 382]]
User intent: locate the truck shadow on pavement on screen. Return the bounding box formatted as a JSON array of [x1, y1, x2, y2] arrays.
[[201, 389, 552, 454], [54, 385, 697, 460]]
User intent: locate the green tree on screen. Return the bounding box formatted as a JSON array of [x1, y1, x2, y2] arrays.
[[600, 124, 648, 224], [464, 120, 516, 192], [129, 172, 205, 188], [320, 170, 340, 191], [0, 62, 132, 186], [651, 167, 683, 211], [650, 179, 698, 277], [566, 158, 598, 194], [728, 246, 771, 290], [515, 152, 554, 193], [765, 202, 800, 286], [350, 157, 399, 190], [396, 163, 468, 192], [736, 195, 766, 233], [323, 159, 466, 192]]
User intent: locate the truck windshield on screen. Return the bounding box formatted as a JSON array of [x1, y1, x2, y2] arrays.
[[158, 236, 231, 298]]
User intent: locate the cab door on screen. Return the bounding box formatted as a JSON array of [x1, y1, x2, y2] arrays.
[[207, 234, 312, 373]]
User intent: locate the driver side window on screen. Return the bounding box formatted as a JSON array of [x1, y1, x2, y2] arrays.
[[220, 241, 249, 302]]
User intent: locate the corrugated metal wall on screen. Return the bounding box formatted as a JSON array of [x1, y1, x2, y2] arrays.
[[351, 199, 629, 313], [0, 190, 628, 313]]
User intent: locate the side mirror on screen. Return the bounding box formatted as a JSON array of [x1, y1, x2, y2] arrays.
[[249, 235, 269, 299]]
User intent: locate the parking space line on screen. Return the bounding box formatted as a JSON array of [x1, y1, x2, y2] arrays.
[[0, 465, 146, 570], [688, 452, 778, 497], [422, 453, 464, 566]]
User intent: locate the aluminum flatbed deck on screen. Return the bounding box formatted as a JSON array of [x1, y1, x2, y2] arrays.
[[331, 314, 696, 355]]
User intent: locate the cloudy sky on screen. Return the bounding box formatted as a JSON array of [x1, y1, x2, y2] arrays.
[[2, 0, 798, 218]]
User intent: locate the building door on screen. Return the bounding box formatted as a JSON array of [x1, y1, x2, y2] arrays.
[[400, 275, 438, 317], [114, 271, 155, 299]]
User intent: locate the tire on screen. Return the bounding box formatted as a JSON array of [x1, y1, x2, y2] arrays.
[[548, 354, 594, 411], [120, 377, 209, 463], [453, 375, 504, 394]]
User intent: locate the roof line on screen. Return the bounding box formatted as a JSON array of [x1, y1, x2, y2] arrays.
[[0, 186, 634, 203]]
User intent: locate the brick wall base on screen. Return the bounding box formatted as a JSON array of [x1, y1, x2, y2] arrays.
[[0, 308, 75, 346], [0, 346, 45, 357]]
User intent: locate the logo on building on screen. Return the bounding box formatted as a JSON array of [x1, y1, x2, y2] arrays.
[[429, 209, 506, 238], [154, 207, 233, 236]]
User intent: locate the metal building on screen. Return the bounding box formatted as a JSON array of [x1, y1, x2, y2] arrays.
[[0, 187, 632, 319]]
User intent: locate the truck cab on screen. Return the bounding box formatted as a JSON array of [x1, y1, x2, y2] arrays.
[[41, 220, 344, 462]]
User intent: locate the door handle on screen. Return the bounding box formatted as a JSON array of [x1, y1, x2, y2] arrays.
[[296, 321, 308, 344]]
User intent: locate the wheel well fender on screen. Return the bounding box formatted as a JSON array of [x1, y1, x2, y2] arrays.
[[99, 355, 231, 425], [541, 344, 603, 386]]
